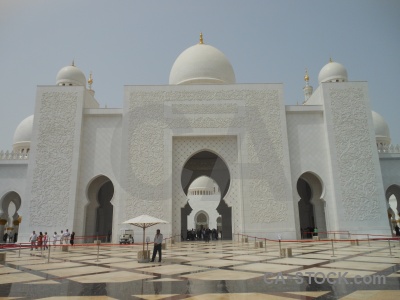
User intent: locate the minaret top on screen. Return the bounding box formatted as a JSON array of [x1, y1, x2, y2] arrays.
[[303, 68, 313, 104], [88, 72, 93, 90], [304, 68, 309, 83]]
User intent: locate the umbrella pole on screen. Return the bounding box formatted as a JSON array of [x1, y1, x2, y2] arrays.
[[143, 227, 145, 253]]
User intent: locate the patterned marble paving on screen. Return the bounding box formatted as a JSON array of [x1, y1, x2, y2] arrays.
[[231, 262, 303, 273], [340, 290, 400, 300], [0, 239, 398, 299], [70, 270, 155, 283], [42, 265, 115, 277], [181, 269, 262, 280], [137, 264, 209, 275], [322, 261, 395, 271], [186, 258, 247, 268]]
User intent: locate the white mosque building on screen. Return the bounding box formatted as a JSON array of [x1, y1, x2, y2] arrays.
[[1, 34, 399, 243]]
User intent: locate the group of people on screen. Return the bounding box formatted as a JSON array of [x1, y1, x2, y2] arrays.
[[186, 228, 221, 241], [2, 232, 17, 243], [29, 229, 75, 250]]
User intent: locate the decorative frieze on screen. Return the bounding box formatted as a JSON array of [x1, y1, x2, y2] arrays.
[[30, 91, 78, 226], [330, 87, 381, 221]]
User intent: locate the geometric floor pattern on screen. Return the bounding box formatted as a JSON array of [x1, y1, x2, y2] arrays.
[[0, 239, 399, 299]]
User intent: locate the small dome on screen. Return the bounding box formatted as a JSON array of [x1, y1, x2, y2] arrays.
[[56, 63, 86, 86], [372, 111, 391, 146], [13, 115, 34, 152], [188, 176, 220, 196], [169, 38, 236, 85], [318, 60, 348, 84], [189, 176, 215, 190]]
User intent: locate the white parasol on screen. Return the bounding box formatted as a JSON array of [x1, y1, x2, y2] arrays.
[[123, 214, 168, 261]]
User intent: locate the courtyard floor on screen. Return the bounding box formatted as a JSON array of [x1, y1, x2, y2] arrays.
[[0, 239, 399, 299]]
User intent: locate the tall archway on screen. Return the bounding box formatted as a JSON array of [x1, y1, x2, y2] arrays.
[[0, 191, 21, 242], [85, 176, 114, 242], [181, 150, 232, 240], [297, 172, 327, 238], [386, 185, 400, 234]]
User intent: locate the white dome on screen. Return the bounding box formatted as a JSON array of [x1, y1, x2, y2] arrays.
[[189, 176, 216, 191], [13, 115, 33, 144], [56, 64, 86, 86], [13, 115, 34, 152], [318, 61, 348, 84], [169, 42, 236, 85], [372, 111, 391, 146]]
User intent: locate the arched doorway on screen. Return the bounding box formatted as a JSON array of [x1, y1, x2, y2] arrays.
[[297, 172, 327, 239], [181, 150, 232, 240], [187, 176, 221, 232], [85, 176, 114, 242], [195, 211, 209, 230], [386, 185, 400, 234], [0, 191, 21, 243]]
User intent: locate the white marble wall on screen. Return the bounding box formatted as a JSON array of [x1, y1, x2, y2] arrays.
[[75, 110, 123, 240], [321, 82, 390, 235], [18, 86, 86, 241], [122, 84, 296, 240]]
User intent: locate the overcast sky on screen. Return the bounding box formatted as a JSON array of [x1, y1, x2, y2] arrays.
[[0, 0, 399, 151]]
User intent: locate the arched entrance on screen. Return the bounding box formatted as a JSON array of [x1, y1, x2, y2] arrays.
[[0, 191, 21, 243], [85, 176, 114, 242], [195, 211, 209, 230], [181, 150, 232, 240], [297, 172, 327, 239], [386, 185, 400, 234]]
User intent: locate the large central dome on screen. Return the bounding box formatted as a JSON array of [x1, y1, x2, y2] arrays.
[[169, 34, 236, 85]]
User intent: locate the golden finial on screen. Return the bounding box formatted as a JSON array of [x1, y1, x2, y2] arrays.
[[329, 57, 333, 63], [71, 59, 75, 66], [199, 32, 204, 44], [304, 68, 309, 82], [88, 71, 93, 90]]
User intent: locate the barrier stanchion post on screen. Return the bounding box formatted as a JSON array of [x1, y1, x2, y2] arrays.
[[331, 239, 335, 257], [96, 239, 100, 262], [265, 238, 267, 252], [367, 234, 370, 247], [388, 239, 393, 256], [47, 241, 51, 263], [18, 243, 21, 258], [334, 232, 336, 241], [279, 240, 282, 257]]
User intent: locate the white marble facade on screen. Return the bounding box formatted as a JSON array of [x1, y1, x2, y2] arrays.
[[0, 37, 398, 243]]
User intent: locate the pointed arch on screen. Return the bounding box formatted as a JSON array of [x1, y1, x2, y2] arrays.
[[85, 175, 114, 241]]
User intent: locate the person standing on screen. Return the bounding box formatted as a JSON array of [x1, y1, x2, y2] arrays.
[[150, 229, 163, 262], [3, 232, 8, 243], [43, 232, 48, 250], [70, 232, 75, 246], [29, 231, 37, 250], [313, 227, 318, 238], [53, 232, 58, 249], [37, 232, 43, 250], [63, 229, 71, 245], [60, 230, 64, 245]]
